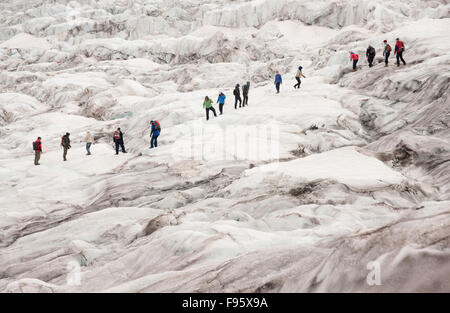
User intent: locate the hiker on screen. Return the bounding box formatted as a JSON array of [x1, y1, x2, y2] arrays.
[[366, 45, 376, 67], [33, 137, 42, 165], [150, 120, 161, 148], [203, 96, 217, 121], [294, 66, 306, 89], [395, 38, 406, 67], [113, 128, 127, 155], [383, 40, 392, 67], [350, 52, 359, 71], [85, 131, 94, 155], [274, 71, 282, 93], [61, 132, 71, 161], [242, 81, 250, 106], [217, 92, 226, 114], [233, 84, 242, 109]]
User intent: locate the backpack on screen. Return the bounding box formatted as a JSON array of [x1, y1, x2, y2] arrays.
[[386, 44, 392, 52], [153, 121, 161, 131], [114, 131, 120, 139], [61, 136, 65, 146], [33, 141, 38, 150]]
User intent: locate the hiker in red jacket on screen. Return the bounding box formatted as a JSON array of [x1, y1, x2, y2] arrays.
[[350, 52, 359, 71], [33, 137, 42, 165], [395, 38, 406, 67]]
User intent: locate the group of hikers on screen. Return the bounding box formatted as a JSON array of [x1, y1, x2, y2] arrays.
[[30, 38, 408, 164], [202, 65, 307, 121], [32, 132, 78, 165], [350, 38, 407, 71], [32, 122, 161, 165], [202, 81, 252, 121], [31, 64, 308, 163]]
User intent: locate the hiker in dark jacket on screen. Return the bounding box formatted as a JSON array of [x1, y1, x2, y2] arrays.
[[113, 128, 127, 155], [242, 81, 250, 106], [233, 84, 242, 109], [366, 45, 376, 67], [61, 132, 71, 161], [33, 137, 42, 165]]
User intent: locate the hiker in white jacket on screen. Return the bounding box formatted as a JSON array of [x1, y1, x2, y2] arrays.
[[294, 66, 306, 89], [85, 131, 94, 155]]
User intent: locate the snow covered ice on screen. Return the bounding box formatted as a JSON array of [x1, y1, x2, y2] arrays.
[[0, 0, 449, 293]]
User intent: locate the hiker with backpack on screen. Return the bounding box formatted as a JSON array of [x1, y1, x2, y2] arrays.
[[395, 38, 406, 67], [350, 52, 359, 71], [233, 84, 242, 109], [366, 45, 376, 67], [113, 128, 127, 155], [294, 66, 306, 89], [217, 92, 226, 114], [383, 40, 392, 66], [150, 120, 161, 148], [203, 96, 217, 120], [242, 81, 250, 106], [203, 96, 217, 121], [274, 71, 282, 93], [85, 131, 94, 155], [33, 137, 42, 165], [61, 132, 71, 161]]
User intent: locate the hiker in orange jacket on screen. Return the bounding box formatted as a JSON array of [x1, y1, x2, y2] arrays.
[[113, 128, 127, 155]]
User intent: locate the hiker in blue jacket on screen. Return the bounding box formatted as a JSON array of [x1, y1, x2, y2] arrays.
[[217, 92, 226, 115], [274, 71, 282, 93], [150, 120, 161, 148]]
